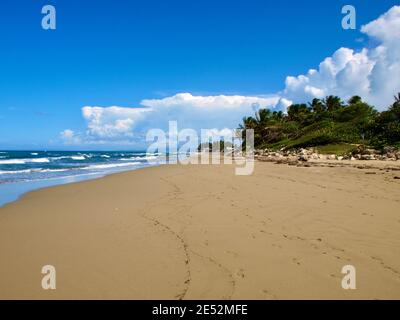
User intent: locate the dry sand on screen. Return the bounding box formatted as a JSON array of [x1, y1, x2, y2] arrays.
[[0, 160, 399, 299]]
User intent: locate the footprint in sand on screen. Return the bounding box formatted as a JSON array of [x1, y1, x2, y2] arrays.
[[261, 289, 277, 299], [292, 258, 301, 266], [225, 250, 239, 258], [235, 269, 245, 279]]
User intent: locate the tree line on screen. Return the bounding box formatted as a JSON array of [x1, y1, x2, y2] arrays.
[[239, 94, 400, 150]]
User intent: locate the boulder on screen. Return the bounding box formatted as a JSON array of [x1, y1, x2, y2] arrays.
[[383, 146, 395, 154], [299, 148, 308, 155], [360, 154, 376, 160], [365, 149, 378, 155], [298, 155, 309, 162]]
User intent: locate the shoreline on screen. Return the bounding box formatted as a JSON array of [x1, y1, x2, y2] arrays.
[[0, 162, 161, 208], [1, 156, 399, 209], [0, 150, 164, 208], [0, 171, 106, 209], [0, 160, 399, 299]]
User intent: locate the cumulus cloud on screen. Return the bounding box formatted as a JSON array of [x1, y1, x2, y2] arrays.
[[82, 106, 151, 140], [139, 93, 282, 135], [60, 129, 81, 145], [283, 5, 400, 109], [202, 128, 237, 139], [61, 6, 400, 146], [60, 129, 74, 139], [64, 94, 283, 144], [283, 48, 374, 103], [141, 93, 280, 110], [361, 6, 400, 44]]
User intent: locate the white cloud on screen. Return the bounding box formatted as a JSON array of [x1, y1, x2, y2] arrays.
[[283, 48, 375, 103], [361, 6, 400, 44], [82, 106, 151, 140], [139, 93, 282, 136], [141, 93, 280, 110], [60, 129, 81, 145], [202, 128, 237, 139], [66, 94, 283, 144], [60, 129, 74, 139], [283, 5, 400, 109]]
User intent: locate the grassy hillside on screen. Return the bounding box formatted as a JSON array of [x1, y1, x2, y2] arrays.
[[239, 94, 400, 153]]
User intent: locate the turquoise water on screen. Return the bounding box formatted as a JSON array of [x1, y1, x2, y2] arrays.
[[0, 150, 163, 207]]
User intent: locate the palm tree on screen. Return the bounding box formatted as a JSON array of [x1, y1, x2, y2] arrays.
[[348, 95, 362, 105], [323, 95, 343, 112], [309, 98, 324, 112], [271, 111, 284, 123], [287, 103, 311, 123], [239, 108, 287, 147], [255, 109, 272, 127], [390, 92, 400, 118], [393, 93, 400, 107], [239, 116, 257, 130]]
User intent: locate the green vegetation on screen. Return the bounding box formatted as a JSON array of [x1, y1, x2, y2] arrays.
[[239, 94, 400, 151], [197, 141, 233, 153], [315, 144, 357, 156]]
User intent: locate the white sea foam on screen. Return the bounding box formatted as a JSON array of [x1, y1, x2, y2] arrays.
[[132, 153, 147, 156], [0, 159, 26, 164], [0, 169, 32, 174], [50, 156, 79, 161], [120, 156, 158, 161], [83, 162, 141, 170], [29, 158, 50, 163], [31, 153, 39, 155], [34, 169, 69, 173], [71, 156, 86, 160], [0, 168, 69, 175], [0, 158, 51, 164]]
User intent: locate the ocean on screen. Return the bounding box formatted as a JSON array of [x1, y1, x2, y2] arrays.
[[0, 150, 163, 206]]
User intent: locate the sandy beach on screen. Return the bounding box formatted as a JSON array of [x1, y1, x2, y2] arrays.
[[0, 160, 399, 300]]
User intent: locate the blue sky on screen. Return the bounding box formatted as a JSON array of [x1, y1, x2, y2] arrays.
[[0, 0, 399, 150]]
